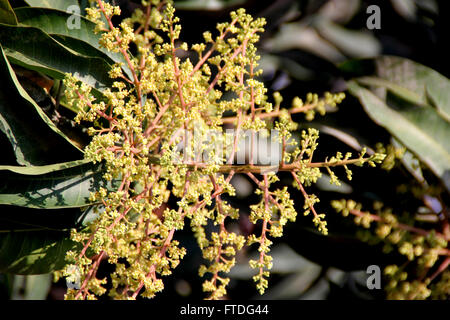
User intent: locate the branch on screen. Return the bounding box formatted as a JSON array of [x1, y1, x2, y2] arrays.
[[144, 155, 374, 173], [349, 209, 450, 241]]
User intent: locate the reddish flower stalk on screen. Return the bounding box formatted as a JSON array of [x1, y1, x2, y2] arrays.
[[348, 209, 449, 241]]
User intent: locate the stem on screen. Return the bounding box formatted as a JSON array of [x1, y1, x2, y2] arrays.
[[143, 156, 371, 173], [74, 251, 105, 299], [257, 175, 270, 283], [220, 104, 317, 124], [96, 0, 142, 106], [291, 172, 319, 219], [185, 17, 239, 83], [349, 209, 449, 241], [429, 257, 450, 282]]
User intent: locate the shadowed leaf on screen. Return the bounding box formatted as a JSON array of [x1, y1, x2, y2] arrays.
[[24, 0, 79, 11], [0, 44, 82, 165], [0, 0, 17, 25], [0, 160, 109, 209], [348, 80, 450, 192], [0, 231, 78, 274], [0, 24, 113, 91], [15, 7, 132, 79]]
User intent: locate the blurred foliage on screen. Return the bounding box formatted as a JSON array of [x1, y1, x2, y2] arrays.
[[0, 0, 448, 300]]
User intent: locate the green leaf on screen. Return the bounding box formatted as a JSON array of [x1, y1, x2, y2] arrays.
[[0, 23, 113, 91], [4, 47, 105, 114], [315, 18, 381, 59], [0, 231, 77, 274], [0, 160, 109, 209], [348, 81, 450, 192], [14, 7, 132, 79], [0, 159, 90, 175], [356, 76, 424, 107], [24, 0, 79, 11], [343, 56, 450, 121], [373, 56, 450, 121], [0, 0, 17, 25], [0, 44, 82, 166]]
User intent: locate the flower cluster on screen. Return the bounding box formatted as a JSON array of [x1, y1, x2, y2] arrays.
[[332, 199, 449, 299], [61, 0, 385, 299]]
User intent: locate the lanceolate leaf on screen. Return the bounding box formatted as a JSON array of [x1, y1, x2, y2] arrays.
[[0, 159, 90, 175], [24, 0, 79, 12], [0, 44, 82, 166], [0, 161, 108, 209], [348, 81, 450, 192], [373, 56, 450, 121], [355, 76, 424, 106], [4, 48, 105, 111], [0, 24, 113, 91], [315, 18, 381, 59], [14, 7, 132, 79], [0, 231, 78, 274], [341, 56, 450, 121], [0, 0, 17, 25]]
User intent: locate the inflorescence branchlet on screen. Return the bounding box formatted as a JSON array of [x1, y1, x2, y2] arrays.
[[332, 199, 449, 299], [60, 0, 386, 299]]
